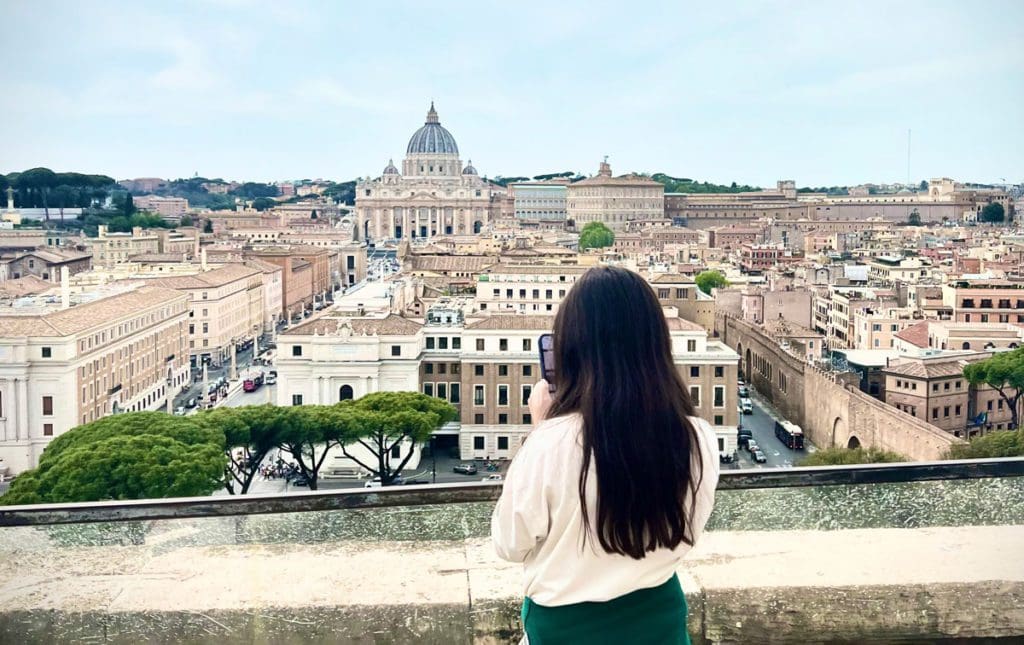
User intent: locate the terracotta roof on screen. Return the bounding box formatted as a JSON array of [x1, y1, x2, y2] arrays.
[[894, 320, 931, 348], [0, 275, 53, 297], [130, 253, 190, 262], [287, 313, 423, 337], [21, 249, 92, 263], [465, 315, 555, 330], [145, 263, 261, 289], [410, 255, 496, 272], [0, 286, 186, 338], [650, 273, 696, 284], [883, 355, 978, 379]]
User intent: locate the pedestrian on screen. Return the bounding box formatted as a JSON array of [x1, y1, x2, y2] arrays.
[[492, 266, 719, 645]]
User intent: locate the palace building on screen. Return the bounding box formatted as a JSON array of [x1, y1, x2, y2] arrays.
[[355, 103, 501, 242]]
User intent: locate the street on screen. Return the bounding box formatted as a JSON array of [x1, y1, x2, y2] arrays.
[[730, 393, 816, 470]]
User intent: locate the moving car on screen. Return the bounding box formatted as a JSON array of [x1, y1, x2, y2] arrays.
[[365, 476, 404, 488], [185, 397, 197, 409], [751, 449, 768, 463], [265, 371, 278, 385], [174, 406, 186, 416], [738, 385, 750, 398], [480, 474, 503, 482], [740, 397, 753, 414], [453, 463, 478, 475]]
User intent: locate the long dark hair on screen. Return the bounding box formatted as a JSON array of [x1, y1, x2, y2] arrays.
[[546, 266, 704, 559]]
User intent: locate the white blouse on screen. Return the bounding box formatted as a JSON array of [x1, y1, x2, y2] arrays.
[[491, 413, 719, 606]]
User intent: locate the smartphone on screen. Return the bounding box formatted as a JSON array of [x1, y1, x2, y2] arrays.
[[539, 333, 556, 392]]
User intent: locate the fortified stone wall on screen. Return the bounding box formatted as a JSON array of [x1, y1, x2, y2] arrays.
[[716, 313, 962, 460]]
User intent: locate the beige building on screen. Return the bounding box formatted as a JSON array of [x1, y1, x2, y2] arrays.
[[85, 226, 199, 267], [475, 264, 588, 314], [0, 285, 191, 473], [147, 264, 264, 366], [355, 103, 500, 242], [132, 195, 189, 220], [566, 160, 664, 231]]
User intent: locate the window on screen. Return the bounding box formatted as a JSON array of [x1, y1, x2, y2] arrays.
[[522, 385, 532, 404], [713, 414, 724, 425], [474, 413, 484, 424], [499, 338, 508, 351], [689, 386, 700, 406], [523, 338, 532, 351], [522, 364, 533, 377], [43, 423, 53, 436], [439, 337, 449, 350], [498, 364, 509, 376], [292, 394, 303, 406], [498, 385, 509, 406], [339, 385, 354, 401], [438, 363, 447, 374], [41, 347, 52, 358], [944, 382, 950, 391], [423, 383, 434, 397], [658, 288, 670, 299], [498, 413, 508, 424], [687, 339, 697, 352], [474, 436, 485, 450], [498, 436, 509, 450], [452, 337, 461, 349], [450, 383, 460, 403], [523, 413, 532, 424], [425, 363, 434, 374], [932, 407, 939, 419], [689, 366, 700, 378], [474, 364, 484, 376], [715, 366, 724, 378], [474, 385, 485, 406], [390, 444, 401, 459], [932, 383, 939, 392], [391, 345, 401, 357], [437, 383, 447, 400], [476, 339, 485, 351], [42, 396, 53, 416], [943, 406, 950, 418], [426, 337, 436, 349], [955, 404, 961, 416], [713, 386, 724, 408]]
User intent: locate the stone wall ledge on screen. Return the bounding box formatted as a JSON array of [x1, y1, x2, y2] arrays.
[[1, 525, 1021, 644]]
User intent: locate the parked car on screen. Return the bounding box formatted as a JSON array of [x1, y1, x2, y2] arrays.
[[720, 451, 735, 464], [403, 478, 429, 485], [185, 397, 197, 409], [265, 371, 277, 385], [746, 440, 760, 454], [751, 449, 768, 463], [453, 463, 478, 475], [737, 428, 753, 448], [173, 406, 186, 416], [364, 476, 403, 488], [480, 474, 503, 482], [291, 474, 311, 487], [738, 386, 750, 398], [740, 397, 753, 414]]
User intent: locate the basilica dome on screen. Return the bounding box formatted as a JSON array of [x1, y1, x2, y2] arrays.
[[406, 102, 459, 155]]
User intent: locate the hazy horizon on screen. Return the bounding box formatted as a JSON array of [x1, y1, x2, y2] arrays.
[[3, 0, 1022, 187]]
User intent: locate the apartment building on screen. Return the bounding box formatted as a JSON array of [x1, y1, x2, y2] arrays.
[[248, 246, 334, 318], [867, 255, 931, 285], [4, 248, 92, 282], [475, 264, 588, 314], [147, 264, 264, 366], [0, 285, 191, 473], [852, 307, 919, 350], [708, 226, 763, 250], [132, 196, 189, 220], [739, 243, 802, 273], [882, 351, 1014, 437], [275, 307, 740, 462], [85, 226, 160, 266], [942, 278, 1024, 324]]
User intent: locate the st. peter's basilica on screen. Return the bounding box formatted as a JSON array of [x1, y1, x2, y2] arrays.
[[354, 103, 500, 242]]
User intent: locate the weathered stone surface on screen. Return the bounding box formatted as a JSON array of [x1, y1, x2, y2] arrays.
[[0, 523, 1021, 643]]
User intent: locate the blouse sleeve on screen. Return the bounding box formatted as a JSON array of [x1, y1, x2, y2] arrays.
[[491, 437, 550, 563]]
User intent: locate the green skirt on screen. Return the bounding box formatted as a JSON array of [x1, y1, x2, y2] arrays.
[[521, 574, 690, 645]]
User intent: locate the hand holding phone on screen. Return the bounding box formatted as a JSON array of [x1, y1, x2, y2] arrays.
[[539, 334, 556, 393]]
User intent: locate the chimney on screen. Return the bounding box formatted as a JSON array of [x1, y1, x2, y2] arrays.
[[201, 249, 208, 271], [60, 266, 70, 309]]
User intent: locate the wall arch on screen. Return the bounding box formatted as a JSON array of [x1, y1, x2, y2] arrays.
[[847, 435, 861, 449], [339, 385, 354, 401]]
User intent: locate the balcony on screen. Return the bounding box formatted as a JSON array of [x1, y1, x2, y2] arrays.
[[1, 458, 1022, 643]]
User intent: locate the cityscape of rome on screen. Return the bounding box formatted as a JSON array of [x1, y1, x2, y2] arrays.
[[0, 2, 1022, 643]]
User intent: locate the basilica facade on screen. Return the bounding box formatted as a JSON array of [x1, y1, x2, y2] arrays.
[[355, 103, 499, 242]]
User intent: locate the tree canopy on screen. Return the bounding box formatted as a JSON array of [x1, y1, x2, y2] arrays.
[[251, 197, 277, 211], [798, 447, 906, 466], [651, 173, 758, 194], [907, 209, 922, 226], [2, 413, 225, 505], [980, 202, 1005, 223], [578, 221, 615, 251], [963, 348, 1024, 429], [194, 405, 289, 494], [339, 392, 457, 485], [946, 429, 1024, 459], [695, 270, 728, 295]]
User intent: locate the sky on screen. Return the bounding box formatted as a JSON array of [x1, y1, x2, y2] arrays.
[[2, 0, 1022, 187]]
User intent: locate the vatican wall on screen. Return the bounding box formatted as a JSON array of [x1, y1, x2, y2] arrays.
[[717, 313, 961, 460]]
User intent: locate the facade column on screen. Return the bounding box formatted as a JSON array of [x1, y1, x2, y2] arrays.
[[391, 207, 398, 239], [17, 378, 29, 441], [375, 209, 383, 239], [230, 343, 238, 381]]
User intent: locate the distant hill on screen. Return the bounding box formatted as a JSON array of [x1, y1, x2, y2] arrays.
[[650, 173, 759, 194]]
